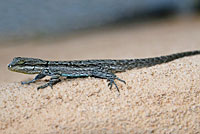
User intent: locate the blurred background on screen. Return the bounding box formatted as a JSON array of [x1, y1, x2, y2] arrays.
[[0, 0, 200, 42], [0, 0, 200, 82]]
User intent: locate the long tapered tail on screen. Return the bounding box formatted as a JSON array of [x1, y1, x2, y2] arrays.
[[126, 50, 200, 69]]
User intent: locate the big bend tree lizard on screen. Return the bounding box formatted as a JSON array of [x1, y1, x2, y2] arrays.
[[8, 50, 200, 92]]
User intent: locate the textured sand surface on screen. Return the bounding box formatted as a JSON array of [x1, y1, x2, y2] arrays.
[[0, 16, 200, 133]]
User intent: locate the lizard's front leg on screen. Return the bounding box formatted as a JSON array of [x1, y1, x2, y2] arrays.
[[21, 73, 46, 85], [37, 75, 61, 90]]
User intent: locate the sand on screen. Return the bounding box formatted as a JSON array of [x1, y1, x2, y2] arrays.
[[0, 16, 200, 133]]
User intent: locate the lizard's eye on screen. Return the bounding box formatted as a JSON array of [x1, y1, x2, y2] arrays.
[[17, 60, 25, 65]]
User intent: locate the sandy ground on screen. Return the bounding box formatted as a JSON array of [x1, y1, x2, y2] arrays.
[[0, 16, 200, 133]]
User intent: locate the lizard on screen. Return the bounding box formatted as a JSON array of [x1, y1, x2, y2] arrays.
[[8, 50, 200, 92]]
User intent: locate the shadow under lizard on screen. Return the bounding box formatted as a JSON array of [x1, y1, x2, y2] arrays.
[[8, 50, 200, 92]]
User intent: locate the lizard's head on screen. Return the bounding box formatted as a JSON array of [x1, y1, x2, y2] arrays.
[[8, 57, 47, 74]]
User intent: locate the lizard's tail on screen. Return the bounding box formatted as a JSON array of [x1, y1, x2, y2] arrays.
[[126, 50, 200, 69]]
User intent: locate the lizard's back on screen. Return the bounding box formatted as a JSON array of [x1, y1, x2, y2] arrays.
[[48, 50, 200, 74]]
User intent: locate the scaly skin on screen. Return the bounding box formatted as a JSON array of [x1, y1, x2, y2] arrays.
[[8, 50, 200, 92]]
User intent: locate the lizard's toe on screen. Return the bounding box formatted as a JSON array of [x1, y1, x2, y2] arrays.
[[116, 77, 126, 84], [108, 80, 113, 89]]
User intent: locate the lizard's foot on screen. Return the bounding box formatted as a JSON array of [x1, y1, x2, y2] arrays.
[[92, 70, 126, 93], [107, 77, 126, 93], [37, 75, 61, 90], [21, 80, 34, 85]]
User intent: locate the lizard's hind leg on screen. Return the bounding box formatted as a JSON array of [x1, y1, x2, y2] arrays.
[[92, 71, 126, 92]]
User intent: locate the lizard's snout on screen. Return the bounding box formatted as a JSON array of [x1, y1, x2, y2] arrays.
[[7, 62, 15, 71], [8, 63, 12, 70]]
